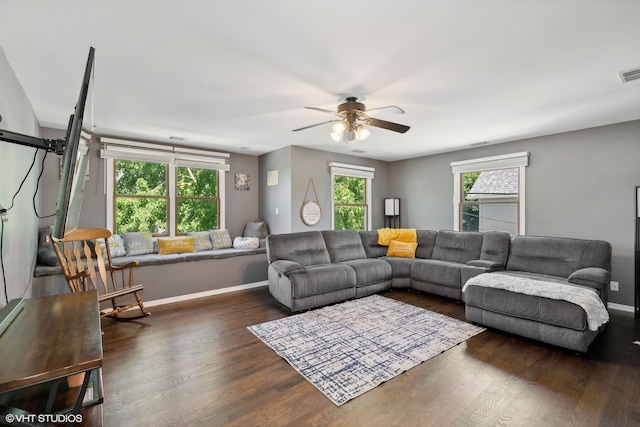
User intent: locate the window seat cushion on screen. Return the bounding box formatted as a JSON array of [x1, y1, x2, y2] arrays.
[[34, 246, 267, 277]]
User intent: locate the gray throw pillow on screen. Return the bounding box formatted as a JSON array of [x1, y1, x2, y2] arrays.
[[243, 221, 268, 239], [98, 234, 127, 258], [187, 231, 214, 251], [208, 229, 233, 249], [122, 232, 155, 256]]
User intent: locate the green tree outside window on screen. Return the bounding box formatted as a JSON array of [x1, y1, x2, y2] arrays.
[[334, 175, 366, 231]]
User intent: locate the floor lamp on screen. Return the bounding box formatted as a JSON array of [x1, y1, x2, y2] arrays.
[[384, 198, 400, 229]]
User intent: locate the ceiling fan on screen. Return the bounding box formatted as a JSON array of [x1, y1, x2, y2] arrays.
[[292, 97, 410, 143]]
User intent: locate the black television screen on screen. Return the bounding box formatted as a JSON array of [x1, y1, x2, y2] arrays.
[[52, 47, 95, 239]]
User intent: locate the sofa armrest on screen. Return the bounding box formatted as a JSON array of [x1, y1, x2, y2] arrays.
[[270, 260, 305, 275], [466, 259, 505, 271], [568, 267, 611, 290]]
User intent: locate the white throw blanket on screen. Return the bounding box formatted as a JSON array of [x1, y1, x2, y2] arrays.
[[463, 273, 609, 331]]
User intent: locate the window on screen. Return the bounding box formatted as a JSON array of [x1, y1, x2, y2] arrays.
[[114, 159, 168, 234], [329, 162, 374, 231], [451, 152, 528, 235], [102, 138, 228, 236], [176, 166, 219, 233], [334, 175, 367, 230]]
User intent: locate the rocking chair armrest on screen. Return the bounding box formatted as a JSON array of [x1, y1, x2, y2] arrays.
[[111, 260, 140, 271], [65, 270, 91, 281]]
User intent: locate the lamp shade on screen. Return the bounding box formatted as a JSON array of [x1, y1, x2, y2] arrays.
[[384, 198, 400, 216]]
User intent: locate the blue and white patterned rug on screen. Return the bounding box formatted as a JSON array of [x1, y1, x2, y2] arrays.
[[248, 294, 485, 405]]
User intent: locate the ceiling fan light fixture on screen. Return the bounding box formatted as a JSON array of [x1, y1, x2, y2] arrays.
[[332, 121, 347, 133], [330, 131, 343, 142], [355, 124, 370, 141]]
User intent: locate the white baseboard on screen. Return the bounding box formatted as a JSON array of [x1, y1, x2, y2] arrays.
[[607, 302, 634, 313], [144, 280, 269, 308], [142, 282, 634, 314]]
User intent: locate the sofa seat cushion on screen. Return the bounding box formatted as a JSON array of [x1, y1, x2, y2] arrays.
[[383, 257, 413, 278], [411, 259, 462, 288], [340, 258, 392, 288], [290, 264, 356, 298]]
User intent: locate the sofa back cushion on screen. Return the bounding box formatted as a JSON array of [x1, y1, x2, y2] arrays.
[[480, 231, 511, 265], [507, 235, 612, 277], [322, 230, 367, 263], [414, 230, 438, 259], [431, 230, 484, 263], [359, 231, 387, 258], [266, 231, 331, 266]]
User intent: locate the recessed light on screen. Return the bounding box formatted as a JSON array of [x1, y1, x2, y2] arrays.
[[240, 146, 251, 150], [169, 136, 189, 141]]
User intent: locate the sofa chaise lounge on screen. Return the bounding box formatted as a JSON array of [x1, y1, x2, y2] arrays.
[[266, 229, 612, 352]]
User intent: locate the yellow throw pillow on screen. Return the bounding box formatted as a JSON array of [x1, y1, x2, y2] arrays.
[[386, 239, 417, 258], [377, 228, 417, 246], [157, 236, 196, 255]]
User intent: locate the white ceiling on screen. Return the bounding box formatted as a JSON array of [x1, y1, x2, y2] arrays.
[[1, 1, 639, 162]]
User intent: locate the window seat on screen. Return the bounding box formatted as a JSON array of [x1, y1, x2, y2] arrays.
[[34, 247, 266, 277], [33, 247, 268, 303]]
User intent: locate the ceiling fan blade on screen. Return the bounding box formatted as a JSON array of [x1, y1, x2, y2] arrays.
[[364, 105, 405, 114], [305, 106, 342, 116], [292, 119, 342, 132], [364, 117, 410, 133]]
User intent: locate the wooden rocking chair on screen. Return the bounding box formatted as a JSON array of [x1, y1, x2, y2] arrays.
[[51, 228, 150, 320]]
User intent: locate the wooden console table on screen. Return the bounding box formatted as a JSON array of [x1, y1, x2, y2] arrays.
[[0, 291, 103, 426]]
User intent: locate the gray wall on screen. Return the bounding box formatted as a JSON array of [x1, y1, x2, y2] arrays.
[[390, 120, 640, 306], [259, 145, 292, 235], [0, 47, 43, 302], [259, 145, 391, 234]]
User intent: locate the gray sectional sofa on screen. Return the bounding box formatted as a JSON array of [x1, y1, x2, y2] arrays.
[[266, 229, 612, 352]]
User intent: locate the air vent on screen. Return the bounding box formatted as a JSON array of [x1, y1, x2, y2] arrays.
[[619, 67, 640, 83], [351, 149, 366, 154], [470, 141, 490, 147], [169, 135, 189, 141]]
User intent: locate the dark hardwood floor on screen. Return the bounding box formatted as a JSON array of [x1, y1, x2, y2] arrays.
[[99, 287, 640, 426]]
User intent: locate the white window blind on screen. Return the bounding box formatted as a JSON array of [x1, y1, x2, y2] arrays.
[[329, 162, 375, 179], [100, 138, 230, 171]]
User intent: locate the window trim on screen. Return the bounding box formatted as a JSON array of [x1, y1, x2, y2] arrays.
[[450, 152, 528, 234], [101, 138, 228, 235], [329, 162, 374, 231]]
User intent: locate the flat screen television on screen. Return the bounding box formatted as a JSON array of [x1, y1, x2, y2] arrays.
[[52, 47, 95, 239]]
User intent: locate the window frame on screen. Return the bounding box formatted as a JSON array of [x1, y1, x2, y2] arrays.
[[101, 138, 228, 236], [451, 152, 528, 235], [329, 162, 374, 231]]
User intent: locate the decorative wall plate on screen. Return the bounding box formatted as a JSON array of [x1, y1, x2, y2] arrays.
[[301, 200, 321, 226], [301, 179, 321, 226]]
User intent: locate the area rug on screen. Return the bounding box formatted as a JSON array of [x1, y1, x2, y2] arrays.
[[247, 294, 485, 405]]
